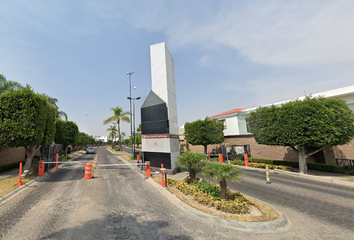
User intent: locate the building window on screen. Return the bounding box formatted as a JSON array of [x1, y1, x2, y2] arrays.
[[220, 119, 227, 129], [245, 117, 250, 133]]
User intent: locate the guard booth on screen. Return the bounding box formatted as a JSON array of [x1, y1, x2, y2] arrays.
[[223, 144, 251, 161]]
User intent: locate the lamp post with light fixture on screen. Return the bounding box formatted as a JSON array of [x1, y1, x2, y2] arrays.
[[127, 71, 134, 154], [128, 87, 140, 158]]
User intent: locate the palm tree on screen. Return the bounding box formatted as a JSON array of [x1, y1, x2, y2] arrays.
[[103, 106, 130, 150], [121, 132, 126, 141], [0, 74, 23, 95], [106, 125, 118, 148], [45, 94, 68, 121], [177, 151, 206, 183], [202, 162, 242, 200]]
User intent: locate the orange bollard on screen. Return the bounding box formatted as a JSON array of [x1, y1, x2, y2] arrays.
[[244, 153, 249, 167], [161, 163, 166, 187], [145, 161, 151, 178], [38, 160, 45, 176], [84, 162, 92, 179], [56, 153, 58, 168], [17, 163, 23, 186], [219, 154, 223, 163], [137, 154, 140, 163]]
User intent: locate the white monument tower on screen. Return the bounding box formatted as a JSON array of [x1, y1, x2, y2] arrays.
[[141, 42, 180, 173]]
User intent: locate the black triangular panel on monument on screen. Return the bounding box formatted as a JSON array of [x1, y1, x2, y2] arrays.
[[141, 91, 169, 134]]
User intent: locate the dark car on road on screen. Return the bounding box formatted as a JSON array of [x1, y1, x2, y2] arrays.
[[86, 147, 95, 154]]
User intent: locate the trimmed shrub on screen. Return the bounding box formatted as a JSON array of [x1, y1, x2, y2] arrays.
[[168, 177, 250, 214]]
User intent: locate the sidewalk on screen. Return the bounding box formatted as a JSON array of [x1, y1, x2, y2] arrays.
[[237, 165, 354, 187], [0, 168, 19, 181]]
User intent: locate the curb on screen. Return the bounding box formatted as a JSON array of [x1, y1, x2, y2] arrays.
[[236, 165, 354, 188], [145, 177, 290, 234]]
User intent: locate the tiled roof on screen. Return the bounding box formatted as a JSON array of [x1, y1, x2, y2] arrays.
[[209, 108, 244, 118]]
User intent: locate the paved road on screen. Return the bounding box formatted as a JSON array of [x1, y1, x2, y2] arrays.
[[201, 168, 354, 239], [2, 147, 354, 239], [0, 147, 247, 239]]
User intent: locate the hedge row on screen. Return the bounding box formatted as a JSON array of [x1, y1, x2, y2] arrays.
[[249, 158, 354, 175]]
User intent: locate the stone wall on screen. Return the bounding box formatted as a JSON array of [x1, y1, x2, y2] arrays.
[[0, 147, 43, 168], [0, 147, 26, 167], [180, 136, 354, 164]]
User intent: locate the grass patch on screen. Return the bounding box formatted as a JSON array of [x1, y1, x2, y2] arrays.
[[120, 155, 131, 162], [0, 175, 35, 198], [342, 178, 354, 183]]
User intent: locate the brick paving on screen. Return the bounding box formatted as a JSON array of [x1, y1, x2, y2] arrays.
[[1, 147, 353, 239]]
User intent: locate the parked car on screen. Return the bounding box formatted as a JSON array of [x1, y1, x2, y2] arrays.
[[86, 147, 95, 154]]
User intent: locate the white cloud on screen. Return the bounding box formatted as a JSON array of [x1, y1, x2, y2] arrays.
[[123, 0, 354, 66]]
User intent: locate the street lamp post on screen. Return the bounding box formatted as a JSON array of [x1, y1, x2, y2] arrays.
[[128, 96, 140, 158], [127, 71, 134, 155], [133, 86, 141, 159]]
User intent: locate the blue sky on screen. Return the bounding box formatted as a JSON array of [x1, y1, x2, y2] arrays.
[[1, 0, 354, 137]]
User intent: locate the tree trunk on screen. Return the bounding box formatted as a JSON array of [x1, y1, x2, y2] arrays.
[[64, 145, 68, 157], [24, 146, 38, 176], [118, 120, 122, 151], [189, 168, 196, 182], [220, 179, 227, 200], [203, 145, 208, 155], [298, 147, 308, 174]]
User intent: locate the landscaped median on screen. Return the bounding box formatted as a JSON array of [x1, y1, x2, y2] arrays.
[[152, 174, 279, 222]]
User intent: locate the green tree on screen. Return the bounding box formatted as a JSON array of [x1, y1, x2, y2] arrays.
[[121, 132, 126, 140], [88, 136, 95, 145], [78, 132, 89, 149], [202, 162, 242, 200], [177, 151, 206, 183], [54, 121, 79, 156], [123, 139, 130, 145], [0, 86, 56, 175], [0, 74, 23, 95], [135, 134, 142, 148], [185, 117, 224, 154], [103, 106, 130, 150], [248, 96, 354, 174], [136, 124, 141, 133], [45, 95, 68, 121], [106, 125, 118, 148]]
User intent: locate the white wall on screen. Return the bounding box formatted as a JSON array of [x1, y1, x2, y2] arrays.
[[222, 115, 239, 136], [150, 42, 178, 135]]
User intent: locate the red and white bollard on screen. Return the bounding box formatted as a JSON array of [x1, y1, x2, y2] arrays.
[[219, 154, 223, 163], [244, 153, 249, 167], [16, 163, 23, 186], [161, 163, 166, 187], [55, 153, 59, 168]]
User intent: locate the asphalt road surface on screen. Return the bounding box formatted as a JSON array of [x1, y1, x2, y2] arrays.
[[1, 147, 354, 239], [200, 167, 354, 239]]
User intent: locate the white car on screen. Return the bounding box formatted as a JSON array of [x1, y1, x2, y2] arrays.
[[86, 147, 95, 154]]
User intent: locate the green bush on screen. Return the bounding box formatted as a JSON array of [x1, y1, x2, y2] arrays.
[[168, 177, 250, 214], [112, 146, 120, 151], [191, 179, 221, 200], [247, 158, 354, 175], [232, 159, 293, 171]]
